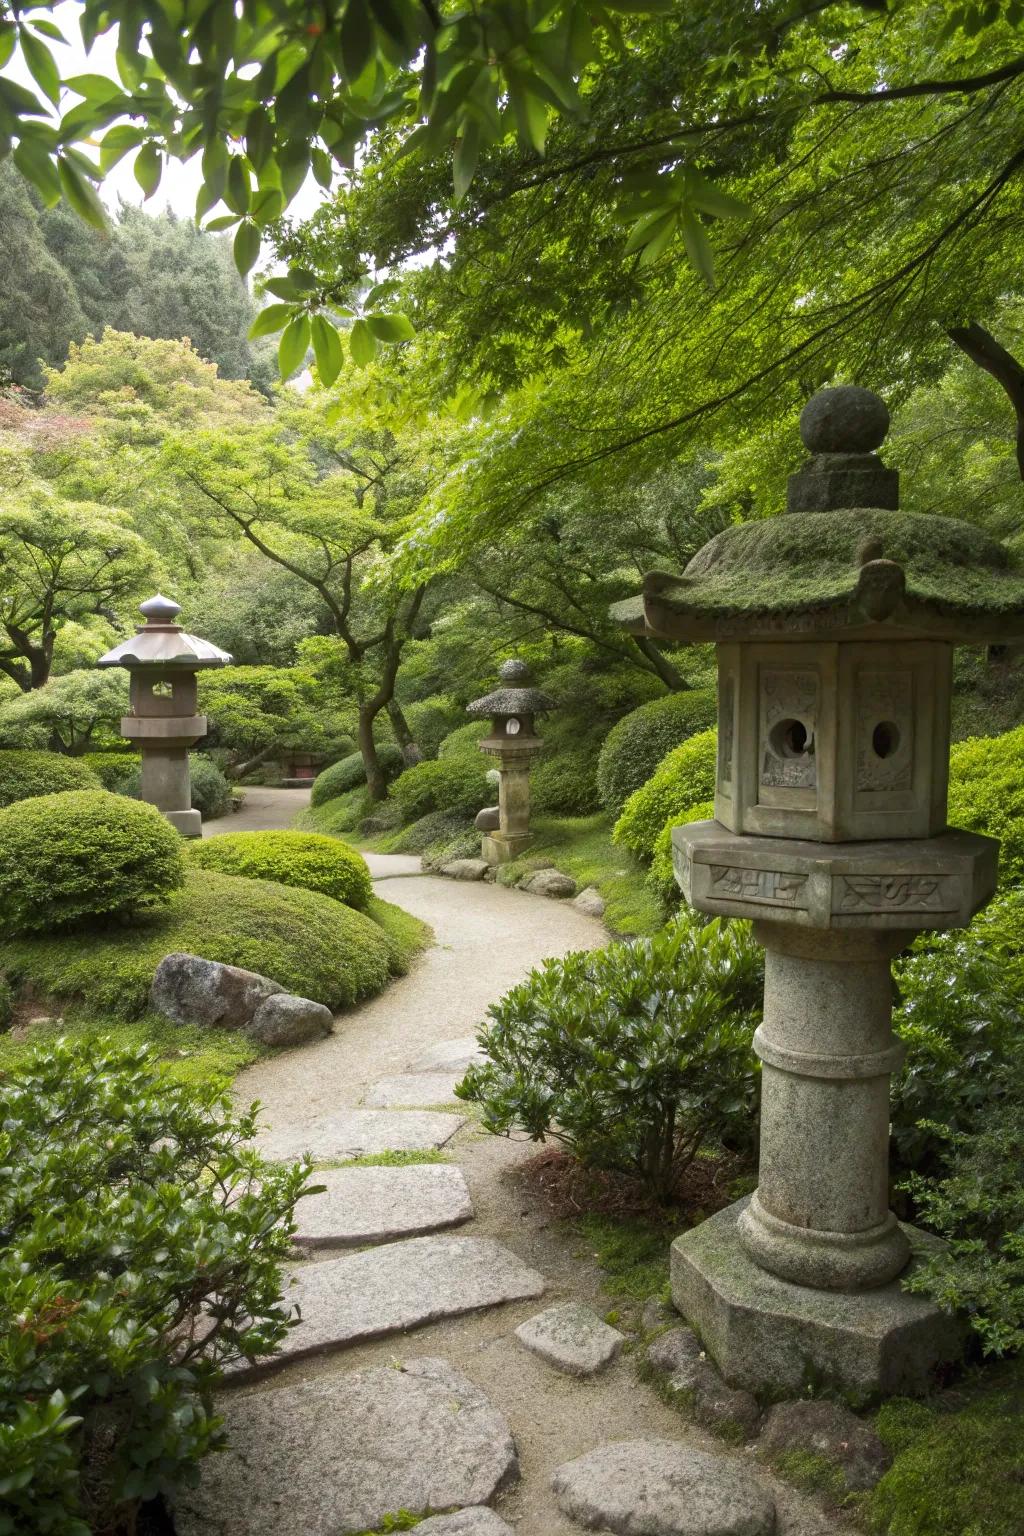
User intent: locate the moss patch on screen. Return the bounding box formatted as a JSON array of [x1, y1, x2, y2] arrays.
[[0, 1008, 259, 1087], [338, 1149, 449, 1169], [572, 1212, 675, 1304]]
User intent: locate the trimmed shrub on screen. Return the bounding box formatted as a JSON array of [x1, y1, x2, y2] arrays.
[[0, 1037, 310, 1535], [437, 720, 489, 759], [0, 867, 417, 1017], [531, 749, 601, 817], [0, 748, 100, 806], [402, 695, 466, 758], [613, 729, 718, 860], [597, 689, 718, 813], [390, 754, 491, 824], [310, 744, 403, 807], [80, 748, 136, 789], [650, 797, 716, 901], [189, 830, 372, 909], [458, 911, 762, 1203], [947, 725, 1024, 883], [0, 790, 184, 936], [117, 753, 233, 820]]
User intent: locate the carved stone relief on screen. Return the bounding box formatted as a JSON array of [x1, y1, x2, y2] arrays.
[[855, 669, 913, 793], [710, 864, 809, 907], [837, 874, 952, 913], [759, 668, 818, 790]]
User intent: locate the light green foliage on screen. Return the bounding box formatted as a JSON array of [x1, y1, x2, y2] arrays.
[[400, 695, 465, 759], [597, 690, 717, 813], [531, 748, 601, 817], [0, 870, 428, 1018], [189, 830, 373, 910], [0, 1038, 311, 1534], [489, 813, 663, 937], [0, 670, 129, 753], [437, 721, 489, 759], [390, 754, 491, 825], [340, 1149, 446, 1170], [298, 786, 372, 836], [650, 798, 716, 904], [573, 1213, 674, 1304], [614, 730, 718, 860], [198, 664, 351, 773], [0, 1008, 261, 1088], [947, 725, 1024, 883], [78, 748, 135, 789], [0, 749, 99, 806], [459, 912, 761, 1202], [117, 753, 233, 820], [310, 745, 403, 807], [0, 789, 184, 936]]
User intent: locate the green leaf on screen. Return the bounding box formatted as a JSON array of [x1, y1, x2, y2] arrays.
[[279, 314, 311, 377], [224, 154, 252, 215], [251, 186, 284, 224], [233, 219, 262, 275], [20, 30, 60, 106], [349, 318, 378, 366], [679, 204, 715, 286], [248, 302, 295, 338], [311, 146, 333, 189], [623, 206, 675, 257], [0, 24, 16, 71], [311, 313, 345, 385], [28, 18, 66, 43], [99, 123, 145, 173], [453, 116, 479, 202], [63, 73, 124, 104], [134, 142, 162, 199], [685, 171, 750, 222], [366, 312, 415, 343], [13, 136, 61, 205], [364, 279, 399, 308], [57, 156, 107, 230], [509, 80, 549, 156], [203, 213, 241, 232], [340, 0, 375, 82]]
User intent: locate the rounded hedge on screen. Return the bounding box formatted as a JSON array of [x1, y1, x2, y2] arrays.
[[531, 749, 601, 816], [947, 724, 1024, 884], [189, 830, 372, 909], [0, 789, 185, 935], [118, 753, 233, 820], [650, 797, 716, 902], [80, 749, 136, 790], [0, 749, 101, 807], [596, 690, 717, 813], [310, 744, 403, 807], [437, 721, 488, 759], [390, 754, 491, 824], [613, 729, 718, 860]]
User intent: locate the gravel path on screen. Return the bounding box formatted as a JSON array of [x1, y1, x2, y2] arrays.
[[204, 784, 312, 834]]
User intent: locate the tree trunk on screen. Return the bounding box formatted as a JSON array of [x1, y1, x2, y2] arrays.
[[632, 635, 691, 691], [947, 321, 1024, 481], [357, 706, 387, 801], [387, 699, 423, 765], [228, 744, 275, 781]]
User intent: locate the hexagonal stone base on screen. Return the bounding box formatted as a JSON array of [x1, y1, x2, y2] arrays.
[[671, 1198, 963, 1399]]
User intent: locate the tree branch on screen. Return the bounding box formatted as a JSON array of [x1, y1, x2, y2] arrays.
[[946, 321, 1024, 481]]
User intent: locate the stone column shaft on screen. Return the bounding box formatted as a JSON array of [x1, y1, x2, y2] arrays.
[[498, 757, 532, 839]]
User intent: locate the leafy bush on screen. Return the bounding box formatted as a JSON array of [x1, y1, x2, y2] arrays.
[[189, 830, 372, 909], [650, 798, 716, 903], [0, 790, 184, 936], [0, 670, 129, 754], [0, 749, 100, 807], [310, 744, 403, 807], [947, 725, 1024, 883], [597, 690, 718, 813], [530, 748, 601, 816], [0, 868, 420, 1017], [437, 720, 488, 759], [117, 752, 233, 820], [79, 749, 135, 789], [390, 754, 491, 825], [402, 695, 466, 759], [297, 785, 370, 836], [458, 912, 762, 1202], [0, 1037, 310, 1536], [613, 729, 718, 860]]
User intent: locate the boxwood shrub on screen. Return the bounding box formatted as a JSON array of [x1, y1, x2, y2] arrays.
[[79, 749, 136, 790], [310, 744, 403, 807], [437, 721, 488, 759], [0, 749, 100, 807], [189, 830, 372, 909], [0, 790, 184, 936], [531, 749, 601, 816], [117, 753, 233, 821], [613, 729, 718, 860], [947, 724, 1024, 883], [390, 754, 491, 824], [596, 689, 717, 813]]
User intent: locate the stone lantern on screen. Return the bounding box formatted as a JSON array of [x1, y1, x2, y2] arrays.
[[616, 386, 1024, 1397], [467, 659, 556, 864], [98, 594, 232, 838]]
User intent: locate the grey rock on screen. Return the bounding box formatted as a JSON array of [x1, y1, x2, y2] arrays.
[[443, 858, 491, 881], [255, 1107, 465, 1162], [572, 885, 607, 918], [175, 1357, 518, 1536], [759, 1400, 892, 1493], [364, 1071, 463, 1108], [518, 869, 576, 899], [516, 1301, 624, 1377], [417, 1512, 515, 1536], [293, 1163, 474, 1248], [412, 1036, 487, 1073], [246, 991, 333, 1047], [151, 952, 283, 1031], [648, 1326, 703, 1381], [799, 384, 889, 455], [249, 1234, 545, 1372], [475, 805, 501, 832], [647, 1329, 760, 1439], [552, 1440, 776, 1536], [642, 1295, 678, 1334]]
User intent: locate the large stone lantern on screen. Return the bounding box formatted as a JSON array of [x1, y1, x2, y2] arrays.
[[616, 386, 1024, 1397], [98, 594, 232, 838], [467, 659, 556, 864]]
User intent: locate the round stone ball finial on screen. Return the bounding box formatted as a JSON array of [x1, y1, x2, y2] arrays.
[[139, 593, 182, 625], [799, 387, 890, 456], [499, 658, 530, 684]]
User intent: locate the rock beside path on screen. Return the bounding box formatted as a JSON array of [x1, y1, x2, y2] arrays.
[[293, 1163, 474, 1247], [647, 1328, 760, 1439], [174, 1358, 518, 1536], [412, 1036, 486, 1073], [247, 992, 334, 1046], [443, 858, 491, 881], [151, 952, 282, 1030], [364, 1071, 464, 1108], [518, 869, 576, 898], [758, 1399, 892, 1492], [516, 1301, 625, 1377], [552, 1439, 776, 1536], [416, 1511, 515, 1535], [255, 1107, 465, 1162], [572, 885, 607, 917]]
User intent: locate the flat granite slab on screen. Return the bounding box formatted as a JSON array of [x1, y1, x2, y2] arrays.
[[364, 1072, 464, 1108], [417, 1512, 515, 1535], [294, 1164, 474, 1247], [255, 1107, 466, 1163], [247, 1235, 545, 1374], [411, 1036, 486, 1073], [552, 1440, 776, 1536], [515, 1301, 625, 1377], [175, 1357, 517, 1536]]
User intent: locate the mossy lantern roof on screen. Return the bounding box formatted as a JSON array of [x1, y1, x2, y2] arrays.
[[98, 595, 233, 671], [466, 658, 557, 718], [612, 387, 1024, 645]]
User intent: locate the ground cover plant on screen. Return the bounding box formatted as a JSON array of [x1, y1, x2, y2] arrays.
[[189, 829, 373, 909], [0, 1037, 311, 1536]]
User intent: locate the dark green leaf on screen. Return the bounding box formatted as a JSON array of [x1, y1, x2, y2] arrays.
[[233, 219, 261, 275], [224, 155, 252, 215], [13, 136, 61, 204], [57, 156, 107, 230], [453, 116, 479, 202], [134, 142, 162, 199], [20, 30, 60, 105], [340, 0, 374, 82], [679, 204, 715, 285], [99, 123, 145, 173]]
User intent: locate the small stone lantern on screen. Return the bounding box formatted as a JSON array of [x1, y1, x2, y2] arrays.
[[617, 386, 1024, 1397], [97, 594, 232, 838], [467, 659, 556, 864]]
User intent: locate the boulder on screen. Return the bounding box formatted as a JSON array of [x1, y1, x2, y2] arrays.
[[416, 1512, 514, 1535], [758, 1399, 892, 1492], [442, 859, 491, 881], [573, 885, 607, 918], [515, 1301, 624, 1377], [475, 805, 501, 832], [518, 869, 576, 899], [247, 992, 334, 1047], [647, 1328, 760, 1440], [151, 952, 283, 1031]]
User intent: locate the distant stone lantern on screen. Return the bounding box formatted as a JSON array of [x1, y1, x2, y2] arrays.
[[467, 659, 557, 864], [616, 385, 1024, 1397], [98, 594, 232, 838]]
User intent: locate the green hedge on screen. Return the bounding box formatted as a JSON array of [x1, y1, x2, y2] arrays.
[[596, 690, 717, 813], [80, 749, 136, 789], [402, 695, 466, 758], [310, 744, 403, 807], [0, 749, 100, 806], [947, 725, 1024, 883], [0, 790, 184, 936], [189, 830, 372, 909], [650, 797, 716, 901], [117, 753, 233, 821], [390, 754, 492, 824], [613, 729, 718, 860], [531, 749, 601, 816], [437, 720, 489, 759]]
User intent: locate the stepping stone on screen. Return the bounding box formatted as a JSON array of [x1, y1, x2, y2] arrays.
[[364, 1072, 464, 1108], [255, 1107, 465, 1162], [516, 1301, 625, 1377], [250, 1235, 545, 1372], [417, 1512, 515, 1534], [552, 1440, 776, 1536], [174, 1358, 518, 1536], [294, 1163, 474, 1247], [412, 1036, 487, 1073]]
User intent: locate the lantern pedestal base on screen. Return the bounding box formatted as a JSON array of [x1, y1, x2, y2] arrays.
[[481, 832, 532, 865], [671, 1198, 963, 1401], [165, 808, 202, 839]]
